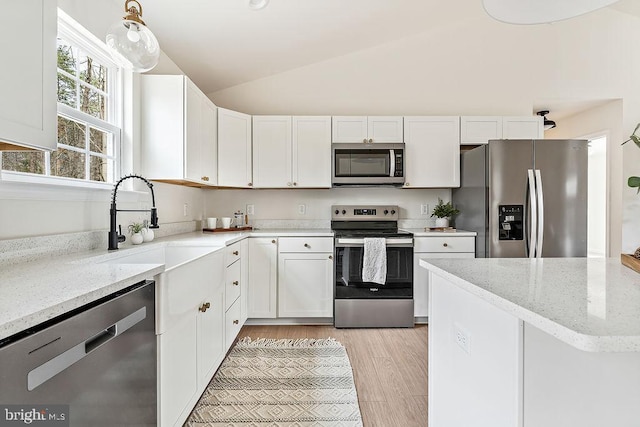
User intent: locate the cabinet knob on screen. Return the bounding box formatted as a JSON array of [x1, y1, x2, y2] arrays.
[[272, 239, 276, 244], [233, 280, 239, 286], [368, 138, 373, 143], [233, 250, 239, 255], [201, 176, 209, 181], [233, 319, 239, 325], [329, 255, 333, 260], [304, 243, 310, 248], [248, 183, 253, 186], [404, 182, 410, 187], [443, 243, 448, 247], [293, 182, 297, 186], [199, 302, 211, 312]]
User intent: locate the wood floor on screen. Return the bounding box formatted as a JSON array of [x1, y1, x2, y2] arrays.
[[238, 324, 428, 427]]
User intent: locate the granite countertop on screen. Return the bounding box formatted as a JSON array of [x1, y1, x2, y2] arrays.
[[420, 257, 640, 352], [0, 228, 335, 342], [402, 228, 477, 237]]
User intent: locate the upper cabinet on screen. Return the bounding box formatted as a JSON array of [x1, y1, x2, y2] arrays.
[[403, 117, 460, 188], [0, 0, 56, 151], [502, 116, 543, 139], [461, 116, 543, 144], [253, 116, 331, 188], [218, 108, 253, 188], [140, 75, 217, 186], [332, 116, 403, 143]]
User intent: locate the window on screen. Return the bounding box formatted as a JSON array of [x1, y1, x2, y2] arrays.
[[1, 11, 122, 185]]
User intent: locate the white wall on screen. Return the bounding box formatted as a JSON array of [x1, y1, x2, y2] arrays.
[[209, 8, 640, 254]]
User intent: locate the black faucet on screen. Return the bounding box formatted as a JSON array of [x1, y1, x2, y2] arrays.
[[109, 174, 160, 250]]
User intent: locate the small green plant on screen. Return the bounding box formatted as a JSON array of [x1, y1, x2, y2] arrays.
[[623, 123, 640, 193], [128, 222, 144, 235], [431, 198, 460, 219]]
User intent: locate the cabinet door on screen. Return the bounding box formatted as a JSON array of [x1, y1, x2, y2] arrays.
[[248, 238, 278, 318], [0, 0, 56, 151], [403, 116, 460, 188], [197, 285, 225, 388], [252, 116, 292, 188], [292, 116, 331, 188], [185, 80, 204, 184], [460, 116, 503, 145], [368, 116, 404, 143], [201, 98, 218, 185], [218, 108, 253, 188], [332, 116, 368, 143], [502, 116, 543, 139], [278, 253, 333, 317], [414, 252, 474, 317]]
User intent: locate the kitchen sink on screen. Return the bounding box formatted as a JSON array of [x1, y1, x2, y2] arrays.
[[101, 245, 222, 271]]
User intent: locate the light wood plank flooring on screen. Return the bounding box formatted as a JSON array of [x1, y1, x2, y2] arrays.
[[238, 324, 428, 426]]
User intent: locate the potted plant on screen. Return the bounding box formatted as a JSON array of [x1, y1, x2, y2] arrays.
[[431, 198, 460, 228], [128, 222, 145, 245]]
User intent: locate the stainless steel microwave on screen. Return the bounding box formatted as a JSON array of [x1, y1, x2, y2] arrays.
[[332, 143, 405, 186]]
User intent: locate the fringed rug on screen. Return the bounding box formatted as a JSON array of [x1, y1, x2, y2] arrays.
[[185, 337, 363, 426]]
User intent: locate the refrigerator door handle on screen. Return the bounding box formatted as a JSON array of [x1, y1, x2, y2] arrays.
[[535, 169, 544, 258], [527, 169, 537, 258]]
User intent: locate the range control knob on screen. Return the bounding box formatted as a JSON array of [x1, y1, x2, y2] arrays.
[[384, 209, 389, 215], [335, 209, 340, 215], [342, 210, 346, 214], [391, 209, 396, 215]]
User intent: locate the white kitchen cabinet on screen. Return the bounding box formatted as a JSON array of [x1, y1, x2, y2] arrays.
[[460, 116, 503, 145], [278, 237, 334, 318], [158, 250, 225, 427], [253, 116, 331, 188], [224, 241, 245, 350], [218, 108, 253, 188], [248, 238, 278, 318], [502, 116, 543, 139], [403, 116, 460, 188], [414, 236, 475, 318], [0, 0, 56, 151], [140, 75, 217, 186], [332, 116, 403, 143]]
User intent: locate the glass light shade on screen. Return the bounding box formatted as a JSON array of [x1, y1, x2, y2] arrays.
[[106, 19, 160, 72], [483, 0, 620, 24], [248, 0, 269, 10]]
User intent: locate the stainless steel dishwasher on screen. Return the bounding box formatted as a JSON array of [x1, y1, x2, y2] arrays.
[[0, 280, 156, 426]]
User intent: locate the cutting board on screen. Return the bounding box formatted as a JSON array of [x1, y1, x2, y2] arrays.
[[621, 254, 640, 274]]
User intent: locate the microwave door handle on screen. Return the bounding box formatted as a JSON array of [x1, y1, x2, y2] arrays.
[[389, 149, 395, 177]]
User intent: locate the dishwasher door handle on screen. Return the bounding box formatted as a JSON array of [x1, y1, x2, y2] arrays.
[[27, 306, 147, 391]]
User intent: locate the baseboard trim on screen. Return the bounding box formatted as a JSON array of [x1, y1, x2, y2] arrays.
[[245, 318, 334, 326]]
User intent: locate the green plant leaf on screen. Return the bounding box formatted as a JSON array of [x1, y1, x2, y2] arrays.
[[628, 176, 640, 190]]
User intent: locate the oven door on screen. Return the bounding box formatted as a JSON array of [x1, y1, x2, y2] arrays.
[[332, 143, 405, 186], [334, 237, 413, 299]]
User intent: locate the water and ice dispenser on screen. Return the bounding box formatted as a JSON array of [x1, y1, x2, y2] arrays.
[[498, 205, 523, 240]]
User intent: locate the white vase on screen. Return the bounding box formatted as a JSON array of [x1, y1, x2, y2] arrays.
[[435, 217, 449, 228], [131, 232, 144, 245], [142, 228, 154, 242]]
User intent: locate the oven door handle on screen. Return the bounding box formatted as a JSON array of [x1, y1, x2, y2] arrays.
[[335, 238, 413, 247]]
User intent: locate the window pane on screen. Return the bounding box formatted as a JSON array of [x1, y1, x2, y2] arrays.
[[58, 116, 86, 149], [78, 52, 108, 93], [57, 39, 76, 75], [57, 72, 77, 107], [50, 148, 86, 179], [1, 152, 45, 174], [89, 128, 113, 155], [79, 86, 106, 120], [90, 156, 113, 182]]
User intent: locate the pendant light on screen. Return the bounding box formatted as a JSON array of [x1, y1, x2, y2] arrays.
[[482, 0, 620, 25], [537, 111, 556, 130], [106, 0, 160, 72], [248, 0, 270, 10]]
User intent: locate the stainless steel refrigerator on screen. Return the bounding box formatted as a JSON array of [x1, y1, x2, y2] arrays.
[[452, 139, 588, 258]]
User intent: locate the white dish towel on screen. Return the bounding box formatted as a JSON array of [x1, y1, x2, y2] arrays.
[[362, 238, 387, 285]]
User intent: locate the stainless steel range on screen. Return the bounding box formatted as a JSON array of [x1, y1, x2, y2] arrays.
[[332, 205, 414, 328]]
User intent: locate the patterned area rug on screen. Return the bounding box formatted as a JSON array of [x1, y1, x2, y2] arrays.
[[185, 337, 363, 426]]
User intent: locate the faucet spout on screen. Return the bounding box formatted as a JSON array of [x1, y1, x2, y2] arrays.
[[108, 174, 160, 250]]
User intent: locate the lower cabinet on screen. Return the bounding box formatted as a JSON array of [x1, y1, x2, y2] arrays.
[[414, 236, 475, 318], [224, 241, 244, 350], [248, 238, 278, 318], [278, 252, 333, 317]]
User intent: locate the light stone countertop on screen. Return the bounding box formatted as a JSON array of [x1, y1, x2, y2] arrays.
[[420, 257, 640, 352], [0, 228, 335, 342], [402, 228, 477, 237]]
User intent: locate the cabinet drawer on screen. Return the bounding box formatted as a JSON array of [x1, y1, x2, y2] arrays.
[[224, 242, 242, 266], [225, 260, 241, 310], [278, 237, 333, 253], [415, 236, 475, 253], [225, 298, 242, 350]]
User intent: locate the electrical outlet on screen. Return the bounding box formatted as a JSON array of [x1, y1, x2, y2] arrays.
[[246, 204, 255, 215], [183, 203, 188, 217], [454, 323, 471, 354], [421, 204, 429, 215], [298, 204, 306, 215]]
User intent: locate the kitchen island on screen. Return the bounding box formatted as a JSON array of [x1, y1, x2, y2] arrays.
[[420, 257, 640, 427]]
